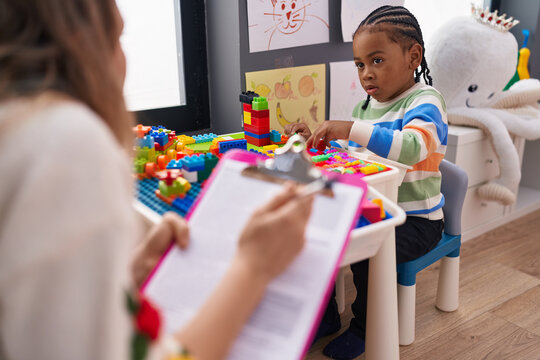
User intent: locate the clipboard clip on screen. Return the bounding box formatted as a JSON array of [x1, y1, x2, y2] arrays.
[[242, 134, 333, 190]]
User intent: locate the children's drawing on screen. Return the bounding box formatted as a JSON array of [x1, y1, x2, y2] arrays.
[[247, 0, 330, 53], [246, 64, 325, 131], [341, 0, 403, 42], [329, 61, 366, 121]]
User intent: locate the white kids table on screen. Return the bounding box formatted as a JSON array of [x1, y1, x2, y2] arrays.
[[337, 152, 409, 360], [134, 151, 408, 360]]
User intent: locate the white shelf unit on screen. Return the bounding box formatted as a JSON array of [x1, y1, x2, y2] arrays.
[[445, 125, 540, 241]]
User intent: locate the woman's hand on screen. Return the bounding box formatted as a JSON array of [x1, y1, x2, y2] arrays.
[[234, 182, 315, 284], [284, 122, 312, 140], [131, 212, 189, 288], [306, 120, 354, 150]]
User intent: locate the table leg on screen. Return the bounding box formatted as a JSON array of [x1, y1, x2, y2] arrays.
[[365, 234, 400, 360]]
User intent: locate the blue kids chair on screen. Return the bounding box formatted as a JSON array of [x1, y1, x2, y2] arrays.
[[396, 159, 468, 345]]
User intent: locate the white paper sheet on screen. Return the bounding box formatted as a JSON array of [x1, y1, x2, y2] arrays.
[[340, 0, 404, 42], [144, 158, 364, 360], [247, 0, 330, 53], [329, 61, 366, 121]]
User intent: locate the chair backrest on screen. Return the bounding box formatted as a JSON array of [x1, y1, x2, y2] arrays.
[[440, 160, 468, 236]]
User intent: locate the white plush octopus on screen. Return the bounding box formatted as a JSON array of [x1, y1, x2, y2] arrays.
[[426, 9, 540, 205]]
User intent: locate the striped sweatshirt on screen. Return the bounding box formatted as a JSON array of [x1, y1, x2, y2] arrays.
[[349, 82, 448, 220]]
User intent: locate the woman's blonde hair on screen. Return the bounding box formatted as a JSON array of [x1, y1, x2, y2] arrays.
[[0, 0, 133, 147]]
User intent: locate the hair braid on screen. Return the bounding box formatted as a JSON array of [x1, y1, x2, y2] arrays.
[[354, 6, 433, 106]]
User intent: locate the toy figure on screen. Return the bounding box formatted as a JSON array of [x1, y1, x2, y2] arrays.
[[426, 6, 540, 205]]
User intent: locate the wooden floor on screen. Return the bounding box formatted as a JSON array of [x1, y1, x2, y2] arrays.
[[307, 209, 540, 360]]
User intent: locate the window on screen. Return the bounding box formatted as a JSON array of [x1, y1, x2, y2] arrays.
[[117, 0, 210, 132]]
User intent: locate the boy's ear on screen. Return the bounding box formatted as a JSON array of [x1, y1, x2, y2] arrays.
[[408, 43, 423, 69]]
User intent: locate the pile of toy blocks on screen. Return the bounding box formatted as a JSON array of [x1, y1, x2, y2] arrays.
[[308, 148, 389, 176], [240, 91, 271, 147]]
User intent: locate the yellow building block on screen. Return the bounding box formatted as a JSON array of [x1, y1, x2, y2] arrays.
[[177, 135, 195, 145], [243, 111, 251, 125], [359, 164, 379, 175], [372, 198, 386, 219]]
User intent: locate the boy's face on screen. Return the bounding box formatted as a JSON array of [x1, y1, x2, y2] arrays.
[[353, 30, 419, 103]]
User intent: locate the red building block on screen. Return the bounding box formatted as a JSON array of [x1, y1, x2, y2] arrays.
[[244, 123, 270, 135], [245, 134, 270, 147]]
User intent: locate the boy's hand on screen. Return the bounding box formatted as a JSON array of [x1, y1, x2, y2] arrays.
[[132, 212, 189, 288], [307, 121, 354, 149], [284, 123, 312, 140]]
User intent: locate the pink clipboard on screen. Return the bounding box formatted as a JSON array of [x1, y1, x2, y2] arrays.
[[141, 148, 367, 360]]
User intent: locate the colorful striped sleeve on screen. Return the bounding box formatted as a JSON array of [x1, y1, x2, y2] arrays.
[[349, 92, 447, 166]]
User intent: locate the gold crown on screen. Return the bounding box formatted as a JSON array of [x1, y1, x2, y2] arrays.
[[471, 4, 519, 32]]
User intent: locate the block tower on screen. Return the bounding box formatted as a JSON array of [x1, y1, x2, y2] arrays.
[[240, 91, 271, 147]]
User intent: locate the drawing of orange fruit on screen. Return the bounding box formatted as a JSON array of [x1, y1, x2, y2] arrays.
[[275, 75, 292, 99], [298, 73, 317, 97]]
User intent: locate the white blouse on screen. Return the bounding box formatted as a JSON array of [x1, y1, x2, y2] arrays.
[[0, 100, 140, 360]]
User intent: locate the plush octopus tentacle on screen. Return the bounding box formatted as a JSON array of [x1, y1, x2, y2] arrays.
[[448, 108, 521, 205]]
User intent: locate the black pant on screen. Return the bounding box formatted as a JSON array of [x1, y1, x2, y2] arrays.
[[323, 216, 444, 339]]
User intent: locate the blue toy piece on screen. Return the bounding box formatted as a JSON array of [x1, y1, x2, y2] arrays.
[[137, 134, 154, 149], [396, 160, 468, 345], [181, 154, 205, 172], [270, 130, 282, 143], [136, 178, 202, 217], [193, 133, 217, 143], [243, 131, 270, 139], [166, 159, 184, 170], [219, 139, 247, 154], [152, 131, 169, 147]]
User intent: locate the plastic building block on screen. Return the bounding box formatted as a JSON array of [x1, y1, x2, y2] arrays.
[[269, 130, 282, 143], [239, 90, 259, 104], [218, 139, 247, 154], [135, 147, 156, 163], [243, 103, 252, 112], [181, 154, 205, 172], [198, 153, 219, 181], [177, 134, 195, 145], [243, 111, 251, 125], [134, 158, 146, 173], [244, 123, 270, 135], [152, 131, 169, 147], [245, 134, 270, 147], [252, 97, 268, 110], [251, 109, 269, 118], [371, 198, 386, 219], [133, 124, 152, 137], [182, 168, 198, 183], [361, 199, 382, 223], [166, 159, 183, 170], [244, 131, 270, 139], [136, 134, 154, 149], [193, 133, 217, 143]]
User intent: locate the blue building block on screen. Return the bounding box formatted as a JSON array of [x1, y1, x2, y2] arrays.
[[152, 131, 169, 147], [219, 139, 247, 154], [244, 131, 270, 139], [137, 134, 154, 149], [136, 178, 202, 217], [181, 154, 205, 171], [166, 159, 184, 170], [270, 130, 281, 143], [193, 133, 218, 143]]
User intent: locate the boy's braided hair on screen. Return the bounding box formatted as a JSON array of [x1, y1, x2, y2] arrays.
[[355, 6, 433, 110]]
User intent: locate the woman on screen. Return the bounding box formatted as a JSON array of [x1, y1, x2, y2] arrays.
[[0, 1, 314, 359]]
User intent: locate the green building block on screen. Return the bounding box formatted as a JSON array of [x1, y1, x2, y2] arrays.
[[252, 97, 268, 110]]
